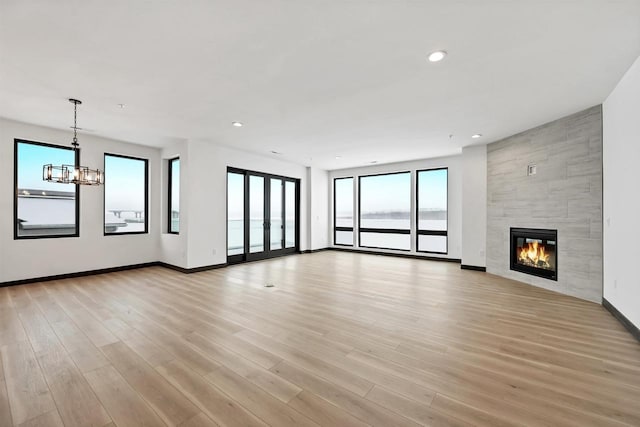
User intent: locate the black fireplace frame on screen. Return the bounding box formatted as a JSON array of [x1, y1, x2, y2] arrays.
[[510, 228, 557, 281]]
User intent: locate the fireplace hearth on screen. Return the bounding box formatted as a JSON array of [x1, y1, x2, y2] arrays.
[[510, 228, 557, 281]]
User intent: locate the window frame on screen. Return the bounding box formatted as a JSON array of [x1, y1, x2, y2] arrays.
[[357, 170, 412, 251], [416, 167, 448, 255], [333, 176, 354, 247], [167, 157, 179, 234], [14, 139, 80, 240], [103, 152, 149, 236]]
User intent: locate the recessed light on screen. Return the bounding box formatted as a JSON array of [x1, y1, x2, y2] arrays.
[[270, 150, 282, 155], [232, 121, 243, 127], [370, 161, 378, 164], [428, 50, 447, 62], [335, 156, 342, 159], [471, 134, 482, 139]]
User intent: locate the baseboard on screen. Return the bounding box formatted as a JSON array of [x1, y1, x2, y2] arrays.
[[0, 248, 459, 288], [158, 262, 227, 274], [300, 248, 331, 254], [603, 298, 640, 342], [329, 247, 461, 263], [0, 262, 161, 287], [461, 264, 487, 272]]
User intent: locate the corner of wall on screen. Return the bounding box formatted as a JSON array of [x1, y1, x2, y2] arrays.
[[461, 145, 488, 268], [602, 54, 640, 329]]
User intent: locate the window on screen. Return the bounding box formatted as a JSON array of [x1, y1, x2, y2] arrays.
[[227, 171, 245, 256], [334, 177, 354, 246], [104, 154, 148, 235], [249, 175, 265, 253], [168, 158, 180, 233], [227, 167, 299, 262], [14, 139, 79, 239], [359, 172, 411, 250], [285, 181, 296, 248], [417, 168, 448, 253]]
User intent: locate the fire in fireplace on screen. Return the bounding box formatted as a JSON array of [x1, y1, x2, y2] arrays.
[[510, 228, 557, 280]]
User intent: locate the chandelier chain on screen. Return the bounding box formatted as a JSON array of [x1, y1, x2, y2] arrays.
[[72, 100, 78, 148]]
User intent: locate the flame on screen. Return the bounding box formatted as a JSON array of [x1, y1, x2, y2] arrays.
[[518, 240, 550, 268]]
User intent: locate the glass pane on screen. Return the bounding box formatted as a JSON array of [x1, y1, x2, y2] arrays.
[[270, 178, 283, 250], [360, 232, 410, 250], [285, 181, 296, 248], [359, 172, 411, 231], [249, 175, 264, 253], [418, 169, 447, 231], [418, 235, 447, 253], [334, 178, 354, 228], [16, 142, 77, 237], [335, 230, 353, 246], [104, 155, 147, 234], [169, 158, 180, 233], [227, 172, 244, 256]]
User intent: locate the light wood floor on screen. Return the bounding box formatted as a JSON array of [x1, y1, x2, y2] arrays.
[[1, 252, 639, 427]]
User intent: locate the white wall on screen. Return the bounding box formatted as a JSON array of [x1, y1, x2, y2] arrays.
[[461, 145, 487, 267], [0, 117, 329, 281], [0, 118, 161, 282], [603, 55, 640, 328], [309, 167, 329, 250], [184, 141, 312, 269], [159, 141, 188, 269], [328, 155, 463, 260]]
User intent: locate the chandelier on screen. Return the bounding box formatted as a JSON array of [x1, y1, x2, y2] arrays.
[[43, 98, 104, 185]]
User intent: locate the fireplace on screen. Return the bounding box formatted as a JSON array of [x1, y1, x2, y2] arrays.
[[510, 228, 557, 281]]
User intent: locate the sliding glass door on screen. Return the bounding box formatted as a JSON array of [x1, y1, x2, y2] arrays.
[[227, 167, 299, 263]]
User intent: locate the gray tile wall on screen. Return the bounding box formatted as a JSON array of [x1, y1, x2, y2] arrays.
[[486, 105, 603, 302]]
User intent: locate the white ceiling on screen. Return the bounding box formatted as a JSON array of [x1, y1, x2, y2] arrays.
[[1, 1, 639, 170]]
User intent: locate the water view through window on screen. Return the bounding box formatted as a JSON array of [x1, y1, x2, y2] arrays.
[[334, 169, 448, 254], [417, 168, 448, 253], [359, 172, 411, 250], [104, 154, 148, 234], [270, 179, 283, 250], [334, 177, 354, 245], [169, 158, 180, 233], [15, 140, 78, 238], [285, 181, 296, 248], [227, 172, 245, 255], [249, 175, 265, 253]]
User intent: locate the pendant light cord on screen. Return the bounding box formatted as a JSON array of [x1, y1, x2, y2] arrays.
[[72, 100, 79, 149]]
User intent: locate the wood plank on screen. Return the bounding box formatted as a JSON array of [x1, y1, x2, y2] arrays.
[[271, 361, 421, 427], [288, 390, 370, 427], [36, 349, 111, 427], [235, 328, 374, 396], [205, 366, 318, 426], [101, 341, 199, 426], [48, 319, 110, 373], [157, 360, 267, 427], [366, 385, 471, 427], [0, 340, 56, 425], [83, 364, 166, 427], [178, 412, 219, 427], [184, 332, 299, 403], [0, 376, 12, 427], [16, 410, 64, 427], [0, 308, 28, 346]]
